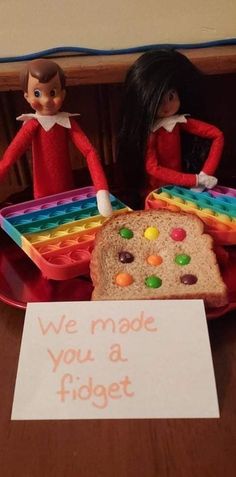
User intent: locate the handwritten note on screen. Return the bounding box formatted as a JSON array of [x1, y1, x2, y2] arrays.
[[11, 300, 219, 420]]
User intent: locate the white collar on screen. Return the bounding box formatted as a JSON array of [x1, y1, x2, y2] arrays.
[[152, 114, 189, 133], [16, 112, 80, 132]]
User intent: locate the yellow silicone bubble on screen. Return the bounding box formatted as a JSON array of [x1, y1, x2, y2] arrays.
[[217, 214, 231, 223], [158, 192, 170, 199], [203, 208, 215, 215], [186, 201, 198, 209], [173, 197, 185, 204]]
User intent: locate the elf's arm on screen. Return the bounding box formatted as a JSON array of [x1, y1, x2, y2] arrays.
[[0, 119, 38, 181], [181, 118, 224, 175], [145, 132, 197, 187], [69, 119, 112, 216]]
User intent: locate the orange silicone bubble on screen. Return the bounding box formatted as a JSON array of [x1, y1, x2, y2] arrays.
[[166, 204, 180, 212]]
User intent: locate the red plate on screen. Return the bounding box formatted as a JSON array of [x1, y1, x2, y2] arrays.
[[0, 228, 93, 309], [0, 226, 235, 317]]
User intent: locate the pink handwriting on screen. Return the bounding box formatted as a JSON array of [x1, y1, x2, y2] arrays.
[[37, 315, 78, 336], [91, 311, 157, 335], [56, 374, 134, 408], [47, 348, 95, 372]]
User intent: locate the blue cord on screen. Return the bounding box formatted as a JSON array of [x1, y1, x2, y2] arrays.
[[0, 38, 236, 63]]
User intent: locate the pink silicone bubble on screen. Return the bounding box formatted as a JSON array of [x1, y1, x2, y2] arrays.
[[23, 208, 35, 213], [71, 196, 83, 201], [69, 250, 90, 261], [56, 199, 69, 205], [40, 204, 52, 209], [47, 255, 72, 265], [86, 193, 95, 198]]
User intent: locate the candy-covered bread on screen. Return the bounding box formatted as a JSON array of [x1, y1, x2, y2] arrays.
[[90, 210, 228, 308]]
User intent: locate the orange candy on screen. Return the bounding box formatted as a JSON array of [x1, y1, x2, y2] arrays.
[[147, 255, 163, 266], [115, 272, 134, 287]]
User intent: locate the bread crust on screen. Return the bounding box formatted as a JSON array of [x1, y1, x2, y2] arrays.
[[90, 210, 228, 308]]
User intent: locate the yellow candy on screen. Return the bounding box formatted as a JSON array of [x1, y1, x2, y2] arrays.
[[144, 226, 159, 240]]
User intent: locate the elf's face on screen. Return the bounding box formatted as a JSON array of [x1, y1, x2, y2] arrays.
[[24, 72, 66, 116], [157, 89, 180, 118]]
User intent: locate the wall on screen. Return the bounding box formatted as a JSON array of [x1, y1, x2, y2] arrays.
[[0, 0, 236, 60]]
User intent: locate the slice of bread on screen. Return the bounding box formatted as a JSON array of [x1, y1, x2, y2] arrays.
[[90, 210, 228, 308]]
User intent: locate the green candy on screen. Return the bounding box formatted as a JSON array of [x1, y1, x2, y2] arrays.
[[175, 253, 191, 266], [145, 275, 162, 289], [119, 227, 134, 239]]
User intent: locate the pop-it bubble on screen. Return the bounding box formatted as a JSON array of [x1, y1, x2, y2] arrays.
[[145, 185, 236, 245], [0, 186, 130, 280]]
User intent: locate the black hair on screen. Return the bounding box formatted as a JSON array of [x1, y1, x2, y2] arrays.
[[116, 49, 202, 194]]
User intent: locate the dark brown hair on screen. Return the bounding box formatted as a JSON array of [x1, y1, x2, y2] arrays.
[[20, 58, 66, 92]]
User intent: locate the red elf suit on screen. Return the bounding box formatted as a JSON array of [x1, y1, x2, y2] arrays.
[[0, 112, 109, 199], [145, 114, 224, 190]]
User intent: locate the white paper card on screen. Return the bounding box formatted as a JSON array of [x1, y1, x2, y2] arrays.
[[11, 300, 219, 420]]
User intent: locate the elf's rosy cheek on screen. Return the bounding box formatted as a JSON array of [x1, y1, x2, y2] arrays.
[[30, 99, 41, 110]]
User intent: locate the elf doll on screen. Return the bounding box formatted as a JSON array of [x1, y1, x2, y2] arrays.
[[117, 49, 224, 199], [0, 58, 112, 216]]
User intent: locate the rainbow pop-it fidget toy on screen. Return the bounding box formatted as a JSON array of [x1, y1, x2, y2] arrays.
[[0, 187, 130, 280], [145, 185, 236, 245]]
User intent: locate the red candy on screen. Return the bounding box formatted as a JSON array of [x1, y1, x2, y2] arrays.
[[170, 227, 186, 241]]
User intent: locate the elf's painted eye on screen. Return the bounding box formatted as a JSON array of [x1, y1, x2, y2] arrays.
[[50, 89, 56, 97], [34, 89, 41, 98]]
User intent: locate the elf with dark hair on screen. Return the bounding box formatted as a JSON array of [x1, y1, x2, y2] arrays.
[[117, 49, 224, 200]]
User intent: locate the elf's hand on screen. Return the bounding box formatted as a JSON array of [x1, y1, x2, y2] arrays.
[[96, 189, 113, 217], [196, 171, 218, 189]]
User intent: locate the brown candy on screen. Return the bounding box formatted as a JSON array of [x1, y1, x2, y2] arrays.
[[180, 274, 198, 285], [118, 251, 134, 263]]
